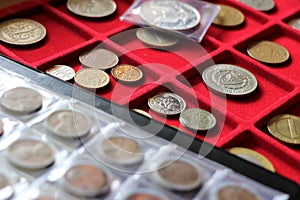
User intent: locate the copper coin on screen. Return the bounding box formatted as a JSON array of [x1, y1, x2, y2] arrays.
[[126, 193, 162, 200], [74, 68, 110, 89], [111, 64, 143, 83], [214, 184, 260, 200], [79, 48, 119, 69], [46, 65, 75, 81], [0, 18, 46, 45], [213, 5, 245, 26]]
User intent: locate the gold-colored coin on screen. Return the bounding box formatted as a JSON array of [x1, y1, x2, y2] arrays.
[[247, 40, 289, 64], [132, 109, 151, 118], [267, 114, 300, 145], [213, 5, 245, 26], [46, 65, 75, 81], [0, 18, 46, 45], [111, 64, 143, 83], [74, 68, 110, 89], [228, 147, 275, 172]]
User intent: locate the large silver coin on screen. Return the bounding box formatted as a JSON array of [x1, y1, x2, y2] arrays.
[[202, 64, 257, 97], [140, 0, 201, 30], [148, 92, 186, 115], [238, 0, 275, 12], [288, 18, 300, 31], [180, 108, 216, 131]]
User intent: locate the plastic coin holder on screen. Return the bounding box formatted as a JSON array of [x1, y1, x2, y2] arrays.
[[0, 114, 21, 145]]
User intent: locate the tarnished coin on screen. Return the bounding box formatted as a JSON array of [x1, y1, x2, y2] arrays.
[[63, 164, 109, 197], [79, 48, 119, 69], [74, 68, 110, 89], [288, 18, 300, 31], [0, 18, 46, 45], [148, 92, 186, 115], [0, 173, 13, 200], [45, 109, 91, 138], [238, 0, 275, 12], [180, 108, 216, 131], [228, 147, 275, 172], [67, 0, 116, 18], [267, 114, 300, 145], [7, 138, 55, 170], [46, 65, 75, 81], [213, 5, 245, 26], [1, 87, 43, 115], [140, 0, 201, 30], [247, 40, 290, 64], [111, 64, 143, 83], [132, 109, 152, 118], [136, 28, 180, 47], [202, 64, 257, 97]]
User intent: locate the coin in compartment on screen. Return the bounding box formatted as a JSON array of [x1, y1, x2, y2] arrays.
[[67, 0, 117, 18], [213, 5, 245, 26], [267, 114, 300, 145], [0, 87, 43, 115], [7, 138, 55, 170], [148, 92, 186, 115], [247, 40, 290, 64], [111, 64, 143, 83], [238, 0, 275, 12], [132, 109, 152, 119], [288, 18, 300, 31], [74, 68, 110, 89], [99, 136, 143, 165], [0, 173, 14, 200], [46, 65, 75, 81], [62, 164, 110, 197], [0, 18, 46, 45], [45, 109, 91, 139], [125, 189, 168, 200]]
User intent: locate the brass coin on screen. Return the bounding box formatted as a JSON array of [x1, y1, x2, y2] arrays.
[[111, 64, 143, 83], [46, 65, 75, 81], [0, 18, 46, 45], [247, 40, 289, 64], [67, 0, 117, 18], [228, 147, 275, 172], [288, 18, 300, 31], [267, 114, 300, 144], [74, 68, 110, 89], [213, 5, 245, 26], [132, 109, 152, 118], [79, 48, 119, 70]]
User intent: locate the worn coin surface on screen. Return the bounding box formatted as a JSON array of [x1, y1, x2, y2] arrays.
[[136, 28, 180, 47], [202, 64, 257, 97], [288, 18, 300, 31], [238, 0, 275, 11], [0, 18, 46, 45], [213, 5, 245, 26], [215, 184, 260, 200], [180, 108, 216, 131], [1, 87, 43, 115], [267, 114, 300, 145], [79, 48, 119, 69], [247, 40, 289, 64], [46, 65, 75, 81], [111, 64, 143, 83], [228, 147, 275, 172], [74, 68, 110, 89], [67, 0, 117, 18], [148, 92, 186, 115], [0, 173, 13, 199], [140, 0, 201, 30]]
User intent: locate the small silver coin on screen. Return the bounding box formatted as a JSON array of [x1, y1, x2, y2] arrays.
[[202, 64, 258, 97], [179, 108, 216, 131], [288, 18, 300, 31], [140, 0, 201, 30], [238, 0, 275, 11], [148, 92, 186, 115]]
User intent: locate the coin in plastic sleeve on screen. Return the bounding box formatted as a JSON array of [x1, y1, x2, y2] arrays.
[[0, 173, 14, 200]]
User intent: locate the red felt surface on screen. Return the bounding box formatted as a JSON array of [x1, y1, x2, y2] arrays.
[[0, 0, 300, 185]]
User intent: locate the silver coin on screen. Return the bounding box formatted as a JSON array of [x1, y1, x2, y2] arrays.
[[140, 0, 201, 30], [202, 64, 258, 97], [288, 18, 300, 31], [238, 0, 275, 11], [179, 108, 216, 131], [148, 92, 186, 115]]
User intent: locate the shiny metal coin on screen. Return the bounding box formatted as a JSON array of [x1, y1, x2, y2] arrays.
[[67, 0, 117, 18], [46, 65, 75, 81], [111, 64, 143, 83], [238, 0, 275, 11], [202, 64, 257, 97], [74, 68, 110, 89], [288, 18, 300, 31], [213, 5, 244, 26], [140, 0, 201, 30]]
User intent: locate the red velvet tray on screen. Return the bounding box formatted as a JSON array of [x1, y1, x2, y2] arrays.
[[0, 0, 300, 186]]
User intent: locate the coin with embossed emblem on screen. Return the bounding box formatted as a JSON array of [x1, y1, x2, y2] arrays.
[[238, 0, 275, 12], [74, 68, 110, 89], [0, 18, 46, 45], [140, 0, 201, 30], [267, 114, 300, 145], [67, 0, 116, 18], [180, 108, 216, 131], [213, 5, 244, 26], [148, 92, 186, 115], [202, 64, 257, 97], [247, 40, 289, 64], [46, 65, 75, 81], [288, 18, 300, 31], [111, 64, 143, 83]]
